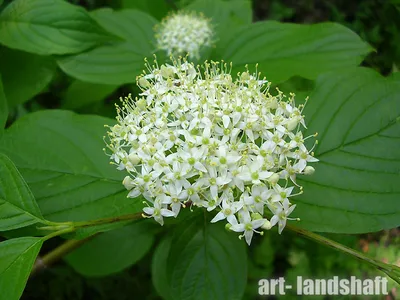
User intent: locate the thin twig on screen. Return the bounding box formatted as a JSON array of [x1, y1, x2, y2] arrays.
[[30, 234, 98, 277], [287, 224, 400, 284]]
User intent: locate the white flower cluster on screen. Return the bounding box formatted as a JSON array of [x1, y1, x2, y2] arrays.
[[106, 58, 318, 245], [155, 11, 213, 60]]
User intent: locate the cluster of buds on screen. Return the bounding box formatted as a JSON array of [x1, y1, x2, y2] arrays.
[[155, 11, 213, 60], [106, 58, 318, 245]]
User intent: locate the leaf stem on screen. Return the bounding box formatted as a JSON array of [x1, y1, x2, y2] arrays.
[[286, 225, 400, 285], [71, 212, 144, 228], [42, 227, 76, 241], [30, 212, 145, 276], [37, 212, 144, 232]]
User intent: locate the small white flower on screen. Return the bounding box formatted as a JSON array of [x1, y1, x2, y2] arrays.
[[238, 157, 273, 185], [230, 210, 267, 245], [211, 198, 243, 225], [143, 200, 175, 226], [158, 184, 188, 216], [269, 199, 297, 234], [271, 185, 294, 203], [244, 185, 273, 214]]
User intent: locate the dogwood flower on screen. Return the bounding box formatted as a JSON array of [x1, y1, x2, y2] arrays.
[[155, 11, 213, 59], [143, 200, 175, 226], [105, 58, 318, 245], [269, 199, 298, 234], [231, 210, 267, 245]]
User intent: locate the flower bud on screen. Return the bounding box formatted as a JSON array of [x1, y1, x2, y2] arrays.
[[261, 220, 272, 230], [161, 65, 174, 78], [304, 166, 315, 175], [138, 77, 150, 88], [267, 173, 280, 185], [128, 153, 141, 165], [122, 176, 135, 190], [251, 212, 263, 220], [286, 116, 300, 131]]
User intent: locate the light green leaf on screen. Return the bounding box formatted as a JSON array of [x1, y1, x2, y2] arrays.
[[0, 0, 112, 55], [0, 47, 56, 107], [57, 9, 158, 84], [62, 80, 117, 110], [215, 21, 372, 83], [0, 237, 43, 300], [164, 216, 247, 300], [295, 68, 400, 233], [0, 74, 7, 131], [0, 110, 142, 222], [0, 153, 44, 231], [65, 222, 155, 277]]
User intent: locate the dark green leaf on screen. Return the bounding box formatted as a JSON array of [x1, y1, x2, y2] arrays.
[[215, 21, 372, 83], [0, 47, 56, 107], [0, 237, 43, 300], [57, 9, 157, 84], [65, 222, 155, 277], [295, 68, 400, 233], [121, 0, 169, 20], [0, 74, 7, 131], [390, 71, 400, 80], [165, 216, 247, 300], [0, 110, 143, 223], [0, 0, 111, 55], [62, 80, 117, 110], [90, 8, 157, 52], [0, 153, 44, 231], [58, 42, 143, 85], [152, 236, 174, 300]]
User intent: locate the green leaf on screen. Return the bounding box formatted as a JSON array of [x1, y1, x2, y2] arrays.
[[0, 0, 111, 55], [0, 47, 56, 107], [186, 0, 252, 34], [65, 222, 155, 277], [0, 110, 142, 222], [0, 153, 44, 231], [57, 9, 158, 84], [152, 236, 174, 300], [185, 0, 252, 56], [0, 74, 7, 131], [390, 71, 400, 81], [215, 21, 372, 83], [90, 8, 157, 52], [58, 42, 143, 85], [62, 80, 117, 110], [163, 216, 247, 300], [0, 237, 43, 300], [121, 0, 169, 20], [295, 68, 400, 233]]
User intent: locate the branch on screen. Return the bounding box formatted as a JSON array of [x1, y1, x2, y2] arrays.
[[287, 224, 400, 285], [31, 212, 144, 276], [30, 234, 97, 277]]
